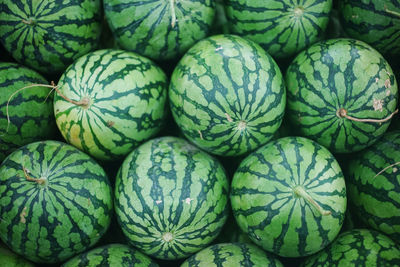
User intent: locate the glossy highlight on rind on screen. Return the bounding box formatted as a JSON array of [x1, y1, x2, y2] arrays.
[[169, 34, 286, 156], [114, 136, 229, 260], [0, 140, 113, 263], [230, 136, 347, 257], [54, 49, 168, 161]]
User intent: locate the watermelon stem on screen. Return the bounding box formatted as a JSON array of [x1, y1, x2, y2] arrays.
[[22, 166, 46, 185], [21, 18, 35, 25], [384, 5, 400, 19], [374, 162, 400, 178], [51, 81, 90, 108], [170, 0, 177, 27], [336, 108, 398, 123], [293, 186, 331, 216]]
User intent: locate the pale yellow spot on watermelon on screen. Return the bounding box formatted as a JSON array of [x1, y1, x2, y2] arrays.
[[69, 124, 83, 150]]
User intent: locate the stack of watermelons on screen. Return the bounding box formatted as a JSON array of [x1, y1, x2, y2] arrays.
[[0, 0, 400, 266]]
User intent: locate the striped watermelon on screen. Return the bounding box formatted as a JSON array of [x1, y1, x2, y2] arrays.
[[62, 243, 159, 267], [54, 49, 168, 161], [230, 136, 347, 257], [0, 140, 113, 263], [347, 131, 400, 242], [302, 229, 400, 266], [0, 0, 102, 74], [339, 0, 400, 60], [114, 136, 229, 260], [169, 34, 286, 156], [0, 242, 34, 267], [103, 0, 215, 61], [224, 0, 332, 59], [285, 38, 398, 153], [0, 62, 56, 163], [181, 242, 284, 267]]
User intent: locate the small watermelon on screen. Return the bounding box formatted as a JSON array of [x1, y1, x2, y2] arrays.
[[339, 0, 400, 60], [54, 49, 168, 161], [0, 62, 56, 162], [225, 0, 332, 59], [0, 140, 113, 263], [302, 229, 400, 266], [103, 0, 215, 61], [346, 130, 400, 242], [285, 38, 398, 153], [0, 0, 102, 74], [114, 136, 229, 260], [230, 136, 347, 257], [62, 243, 159, 267], [181, 242, 284, 267], [169, 34, 286, 156]]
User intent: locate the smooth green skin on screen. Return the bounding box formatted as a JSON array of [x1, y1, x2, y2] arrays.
[[225, 0, 332, 59], [181, 242, 284, 267], [302, 229, 400, 266], [0, 0, 102, 74], [347, 131, 400, 242], [0, 243, 35, 267], [0, 141, 113, 263], [62, 243, 159, 267], [231, 136, 347, 257], [104, 0, 215, 61], [54, 49, 168, 161], [169, 34, 286, 157], [0, 62, 56, 163], [286, 38, 398, 153], [340, 0, 400, 58], [114, 136, 229, 260]]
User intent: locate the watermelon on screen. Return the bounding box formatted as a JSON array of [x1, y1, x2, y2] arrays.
[[103, 0, 215, 61], [285, 38, 398, 153], [62, 243, 159, 267], [339, 0, 400, 61], [230, 136, 347, 257], [224, 0, 332, 59], [0, 62, 56, 163], [302, 229, 400, 266], [181, 242, 284, 267], [53, 49, 168, 161], [114, 136, 229, 260], [0, 0, 102, 74], [0, 242, 34, 267], [0, 140, 113, 263], [169, 34, 286, 157], [346, 130, 400, 242]]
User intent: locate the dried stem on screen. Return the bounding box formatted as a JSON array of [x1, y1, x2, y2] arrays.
[[384, 5, 400, 19], [21, 18, 35, 25], [374, 162, 400, 178], [294, 186, 331, 216], [170, 0, 177, 27], [336, 108, 398, 123], [22, 166, 46, 185]]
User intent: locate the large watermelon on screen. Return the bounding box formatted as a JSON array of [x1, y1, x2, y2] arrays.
[[0, 242, 34, 267], [285, 38, 398, 153], [0, 62, 56, 162], [302, 229, 400, 266], [181, 242, 284, 267], [169, 34, 286, 156], [0, 140, 113, 263], [53, 49, 168, 161], [339, 0, 400, 61], [346, 130, 400, 242], [103, 0, 215, 61], [225, 0, 332, 59], [114, 136, 229, 260], [230, 136, 347, 257], [0, 0, 102, 74], [62, 243, 159, 267]]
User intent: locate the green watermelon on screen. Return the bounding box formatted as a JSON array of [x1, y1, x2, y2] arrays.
[[230, 136, 347, 257], [53, 49, 168, 161], [169, 34, 286, 157], [62, 243, 159, 267], [103, 0, 215, 61], [224, 0, 332, 59], [181, 242, 284, 267], [0, 140, 113, 263], [302, 229, 400, 266], [0, 62, 56, 163], [339, 0, 400, 61], [0, 0, 102, 74], [114, 136, 229, 260], [285, 38, 398, 153], [346, 130, 400, 242], [0, 243, 34, 267]]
